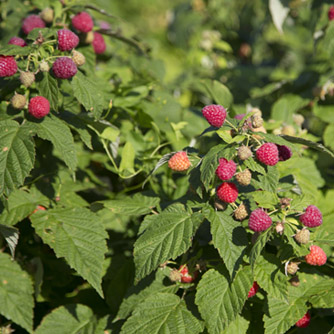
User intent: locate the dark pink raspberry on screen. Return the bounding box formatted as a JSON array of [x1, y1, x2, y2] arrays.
[[57, 29, 79, 51], [329, 6, 334, 21], [247, 281, 259, 298], [72, 12, 94, 32], [92, 32, 106, 54], [28, 96, 50, 119], [248, 208, 272, 232], [216, 158, 236, 180], [8, 37, 27, 47], [300, 205, 322, 227], [52, 57, 77, 79], [256, 143, 279, 166], [217, 182, 238, 203], [277, 144, 292, 161], [296, 311, 311, 328], [22, 15, 46, 34], [202, 104, 227, 128], [0, 56, 18, 77]]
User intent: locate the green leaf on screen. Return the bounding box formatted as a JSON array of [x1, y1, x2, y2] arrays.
[[323, 22, 334, 57], [0, 252, 34, 333], [30, 207, 108, 297], [251, 191, 278, 209], [195, 267, 253, 333], [0, 224, 19, 258], [252, 166, 279, 193], [269, 0, 289, 34], [101, 193, 160, 216], [119, 142, 135, 172], [35, 72, 59, 111], [206, 209, 248, 278], [134, 208, 203, 280], [0, 44, 31, 56], [35, 304, 97, 334], [243, 157, 266, 175], [222, 314, 250, 334], [0, 120, 35, 195], [120, 293, 203, 334], [201, 79, 233, 108], [249, 228, 272, 269], [270, 95, 306, 123], [324, 124, 334, 151]]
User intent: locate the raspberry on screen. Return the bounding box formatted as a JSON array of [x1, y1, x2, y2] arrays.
[[251, 108, 262, 117], [299, 205, 322, 227], [277, 144, 292, 161], [169, 269, 182, 282], [217, 182, 238, 203], [252, 115, 263, 128], [275, 222, 284, 235], [202, 104, 227, 128], [286, 262, 299, 275], [248, 208, 272, 232], [179, 265, 198, 283], [39, 60, 50, 72], [72, 12, 94, 33], [294, 228, 310, 244], [248, 281, 259, 298], [11, 93, 26, 109], [281, 125, 296, 136], [52, 57, 77, 79], [8, 37, 27, 47], [20, 71, 35, 87], [168, 151, 191, 171], [57, 29, 79, 51], [305, 245, 327, 266], [237, 145, 252, 161], [28, 96, 50, 119], [295, 311, 311, 328], [290, 276, 300, 287], [72, 50, 85, 66], [40, 8, 54, 23], [293, 114, 304, 127], [280, 197, 291, 208], [329, 6, 334, 21], [0, 56, 18, 77], [92, 32, 106, 54], [235, 169, 252, 186], [234, 113, 246, 121], [22, 15, 46, 34], [215, 158, 236, 180], [234, 203, 248, 220], [256, 143, 279, 166]]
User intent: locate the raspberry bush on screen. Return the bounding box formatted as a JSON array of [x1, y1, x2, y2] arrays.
[[0, 0, 334, 333]]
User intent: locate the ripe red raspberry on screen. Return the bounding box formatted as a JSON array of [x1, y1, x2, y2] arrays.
[[299, 205, 322, 227], [179, 265, 198, 283], [256, 143, 279, 166], [28, 96, 50, 119], [52, 57, 77, 79], [235, 168, 252, 186], [295, 311, 311, 328], [329, 6, 334, 21], [71, 12, 94, 33], [277, 144, 292, 161], [248, 208, 272, 232], [217, 182, 238, 203], [92, 32, 106, 54], [22, 15, 46, 34], [215, 158, 236, 180], [248, 281, 259, 298], [168, 151, 191, 171], [57, 29, 79, 51], [0, 56, 18, 77], [305, 245, 327, 266], [202, 104, 227, 128], [8, 37, 27, 47]]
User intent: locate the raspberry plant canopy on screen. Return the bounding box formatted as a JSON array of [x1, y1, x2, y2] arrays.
[[0, 0, 334, 333]]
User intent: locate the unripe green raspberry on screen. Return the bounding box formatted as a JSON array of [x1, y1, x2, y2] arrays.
[[275, 222, 284, 235], [39, 60, 50, 72], [234, 203, 248, 220], [40, 7, 54, 23], [11, 93, 26, 109], [20, 71, 35, 87], [294, 228, 310, 244], [252, 115, 263, 128], [237, 145, 252, 161], [235, 169, 252, 186], [282, 125, 296, 136], [169, 269, 182, 282], [293, 114, 304, 127], [287, 262, 300, 275], [72, 50, 86, 66], [251, 107, 262, 117]]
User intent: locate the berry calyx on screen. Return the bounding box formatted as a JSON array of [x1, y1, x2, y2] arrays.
[[40, 8, 54, 23], [52, 57, 77, 79], [217, 182, 238, 203], [71, 12, 94, 33], [0, 56, 18, 77], [201, 104, 227, 128], [20, 71, 35, 87], [248, 208, 272, 232], [294, 228, 310, 244], [235, 168, 252, 186], [248, 281, 259, 298], [275, 222, 284, 235], [72, 50, 86, 66], [329, 6, 334, 21], [168, 151, 191, 171], [179, 265, 198, 283], [234, 203, 248, 221], [22, 15, 46, 34], [11, 93, 26, 109], [305, 245, 327, 266], [295, 311, 311, 328], [277, 144, 292, 161], [92, 32, 106, 54], [256, 143, 279, 166], [57, 29, 79, 51], [299, 205, 322, 227], [237, 145, 252, 161], [8, 37, 27, 47], [28, 96, 50, 119], [215, 158, 236, 180]]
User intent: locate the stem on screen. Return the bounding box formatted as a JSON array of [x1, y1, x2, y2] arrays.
[[85, 4, 117, 18], [101, 139, 118, 172], [225, 119, 238, 131]]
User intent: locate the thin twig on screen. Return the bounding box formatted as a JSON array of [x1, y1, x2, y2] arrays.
[[85, 4, 117, 19]]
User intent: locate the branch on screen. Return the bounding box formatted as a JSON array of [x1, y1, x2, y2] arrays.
[[84, 5, 117, 19]]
